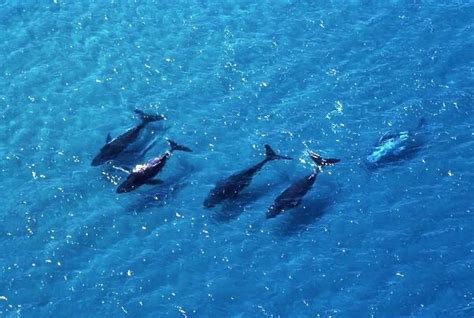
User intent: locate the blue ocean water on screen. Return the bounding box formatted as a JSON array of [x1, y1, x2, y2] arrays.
[[1, 1, 473, 317]]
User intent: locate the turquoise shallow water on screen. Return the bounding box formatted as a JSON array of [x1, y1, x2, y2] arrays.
[[1, 1, 473, 317]]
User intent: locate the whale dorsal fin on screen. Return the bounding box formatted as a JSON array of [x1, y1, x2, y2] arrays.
[[106, 133, 112, 144]]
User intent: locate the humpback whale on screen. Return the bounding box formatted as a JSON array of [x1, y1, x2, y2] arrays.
[[365, 118, 426, 168], [116, 139, 192, 193], [203, 145, 291, 208], [266, 151, 339, 219], [91, 110, 165, 166]]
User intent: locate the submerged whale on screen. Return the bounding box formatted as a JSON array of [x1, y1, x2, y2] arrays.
[[365, 118, 426, 169], [203, 145, 292, 208], [116, 139, 192, 193], [266, 151, 339, 219], [91, 110, 165, 166]]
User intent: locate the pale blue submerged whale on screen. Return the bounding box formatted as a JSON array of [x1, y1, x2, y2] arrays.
[[91, 110, 165, 166], [116, 140, 191, 193], [203, 145, 291, 208], [365, 118, 426, 169], [266, 151, 339, 219]]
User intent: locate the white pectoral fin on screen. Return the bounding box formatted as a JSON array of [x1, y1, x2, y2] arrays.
[[141, 137, 158, 157], [112, 165, 132, 174]]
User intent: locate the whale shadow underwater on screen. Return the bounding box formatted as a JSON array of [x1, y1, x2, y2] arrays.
[[272, 182, 341, 237], [210, 182, 279, 223], [126, 176, 189, 213]]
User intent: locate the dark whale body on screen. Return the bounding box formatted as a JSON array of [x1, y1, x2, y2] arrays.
[[203, 145, 291, 208], [116, 140, 191, 193], [266, 152, 339, 219], [91, 110, 165, 166]]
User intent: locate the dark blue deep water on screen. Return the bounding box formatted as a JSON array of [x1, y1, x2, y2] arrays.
[[1, 1, 473, 317]]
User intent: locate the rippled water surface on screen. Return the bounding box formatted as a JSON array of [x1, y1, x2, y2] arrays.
[[1, 1, 473, 317]]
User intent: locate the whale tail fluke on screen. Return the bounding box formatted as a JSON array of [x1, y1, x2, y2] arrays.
[[167, 139, 192, 153], [264, 144, 292, 161], [309, 151, 340, 169], [134, 109, 166, 123]]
